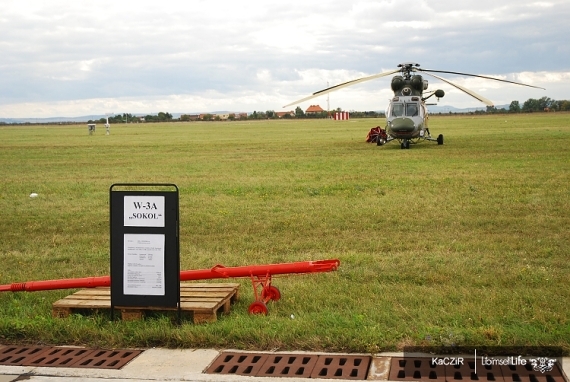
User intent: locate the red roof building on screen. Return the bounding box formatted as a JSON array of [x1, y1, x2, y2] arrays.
[[276, 111, 295, 118], [305, 105, 325, 114]]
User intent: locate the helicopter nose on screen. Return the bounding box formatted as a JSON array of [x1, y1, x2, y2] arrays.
[[389, 117, 416, 132]]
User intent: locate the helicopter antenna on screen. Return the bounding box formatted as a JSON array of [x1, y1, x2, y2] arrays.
[[327, 81, 330, 116]]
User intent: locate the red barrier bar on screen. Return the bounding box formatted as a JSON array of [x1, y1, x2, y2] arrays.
[[0, 259, 340, 293], [179, 259, 340, 280], [0, 276, 111, 292]]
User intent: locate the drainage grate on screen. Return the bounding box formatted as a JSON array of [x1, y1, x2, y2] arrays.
[[389, 357, 447, 382], [206, 352, 371, 380], [258, 354, 318, 378], [0, 346, 142, 370], [69, 349, 142, 369], [310, 355, 371, 380], [26, 347, 96, 368], [390, 357, 567, 382], [0, 346, 49, 366], [501, 361, 566, 382], [205, 352, 269, 376]]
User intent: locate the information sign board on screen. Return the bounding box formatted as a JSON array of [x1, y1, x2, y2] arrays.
[[110, 184, 179, 309]]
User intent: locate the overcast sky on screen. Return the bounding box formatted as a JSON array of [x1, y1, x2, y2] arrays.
[[1, 0, 569, 117]]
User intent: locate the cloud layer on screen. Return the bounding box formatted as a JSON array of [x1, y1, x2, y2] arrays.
[[1, 0, 568, 117]]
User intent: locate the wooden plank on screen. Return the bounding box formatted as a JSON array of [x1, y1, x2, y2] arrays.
[[53, 299, 111, 309]]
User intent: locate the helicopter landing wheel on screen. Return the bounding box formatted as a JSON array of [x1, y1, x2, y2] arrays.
[[437, 134, 444, 145], [401, 140, 410, 149]]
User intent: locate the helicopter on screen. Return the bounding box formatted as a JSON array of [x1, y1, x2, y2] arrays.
[[283, 62, 544, 149]]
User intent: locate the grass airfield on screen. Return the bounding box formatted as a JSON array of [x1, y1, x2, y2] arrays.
[[0, 113, 569, 352]]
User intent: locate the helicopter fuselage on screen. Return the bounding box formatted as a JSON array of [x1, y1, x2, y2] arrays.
[[385, 95, 428, 140], [379, 73, 443, 148]]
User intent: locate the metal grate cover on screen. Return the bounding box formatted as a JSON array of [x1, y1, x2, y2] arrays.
[[0, 346, 49, 366], [258, 354, 318, 378], [206, 352, 371, 380], [390, 357, 567, 382], [310, 355, 371, 380], [389, 357, 447, 382], [0, 346, 142, 370]]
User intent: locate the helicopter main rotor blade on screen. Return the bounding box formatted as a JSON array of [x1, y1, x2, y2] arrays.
[[422, 72, 495, 106], [283, 69, 401, 108], [418, 69, 545, 90]]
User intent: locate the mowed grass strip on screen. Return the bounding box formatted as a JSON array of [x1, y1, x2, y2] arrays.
[[0, 114, 569, 352]]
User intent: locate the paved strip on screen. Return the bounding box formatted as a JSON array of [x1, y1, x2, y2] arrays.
[[0, 350, 567, 382]]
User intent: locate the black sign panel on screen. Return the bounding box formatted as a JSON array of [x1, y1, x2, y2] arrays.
[[110, 184, 179, 308]]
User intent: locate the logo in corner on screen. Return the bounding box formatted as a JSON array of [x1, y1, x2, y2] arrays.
[[529, 357, 556, 373]]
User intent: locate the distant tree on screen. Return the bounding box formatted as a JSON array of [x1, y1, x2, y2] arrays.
[[559, 100, 570, 111], [266, 110, 275, 119], [509, 100, 521, 113], [522, 98, 540, 112], [295, 106, 304, 118], [523, 96, 557, 112]]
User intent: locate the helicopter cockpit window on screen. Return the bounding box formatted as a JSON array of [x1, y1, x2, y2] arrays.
[[392, 103, 404, 117], [406, 103, 419, 117]]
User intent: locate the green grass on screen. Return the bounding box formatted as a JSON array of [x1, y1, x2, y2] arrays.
[[1, 114, 569, 353]]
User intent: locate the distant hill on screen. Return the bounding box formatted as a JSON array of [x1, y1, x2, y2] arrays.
[[426, 104, 509, 113], [0, 115, 107, 124]]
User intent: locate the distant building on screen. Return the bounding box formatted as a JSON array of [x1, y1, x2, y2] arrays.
[[305, 105, 325, 114], [180, 114, 200, 121], [276, 111, 295, 118]]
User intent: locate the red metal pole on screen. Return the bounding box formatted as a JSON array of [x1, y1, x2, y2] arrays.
[[179, 259, 340, 280], [0, 259, 340, 293], [0, 276, 110, 292]]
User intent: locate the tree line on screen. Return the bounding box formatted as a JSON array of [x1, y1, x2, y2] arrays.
[[80, 95, 568, 125], [87, 112, 172, 124], [485, 96, 570, 114]]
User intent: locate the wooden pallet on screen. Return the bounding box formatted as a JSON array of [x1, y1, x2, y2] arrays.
[[52, 283, 240, 324]]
